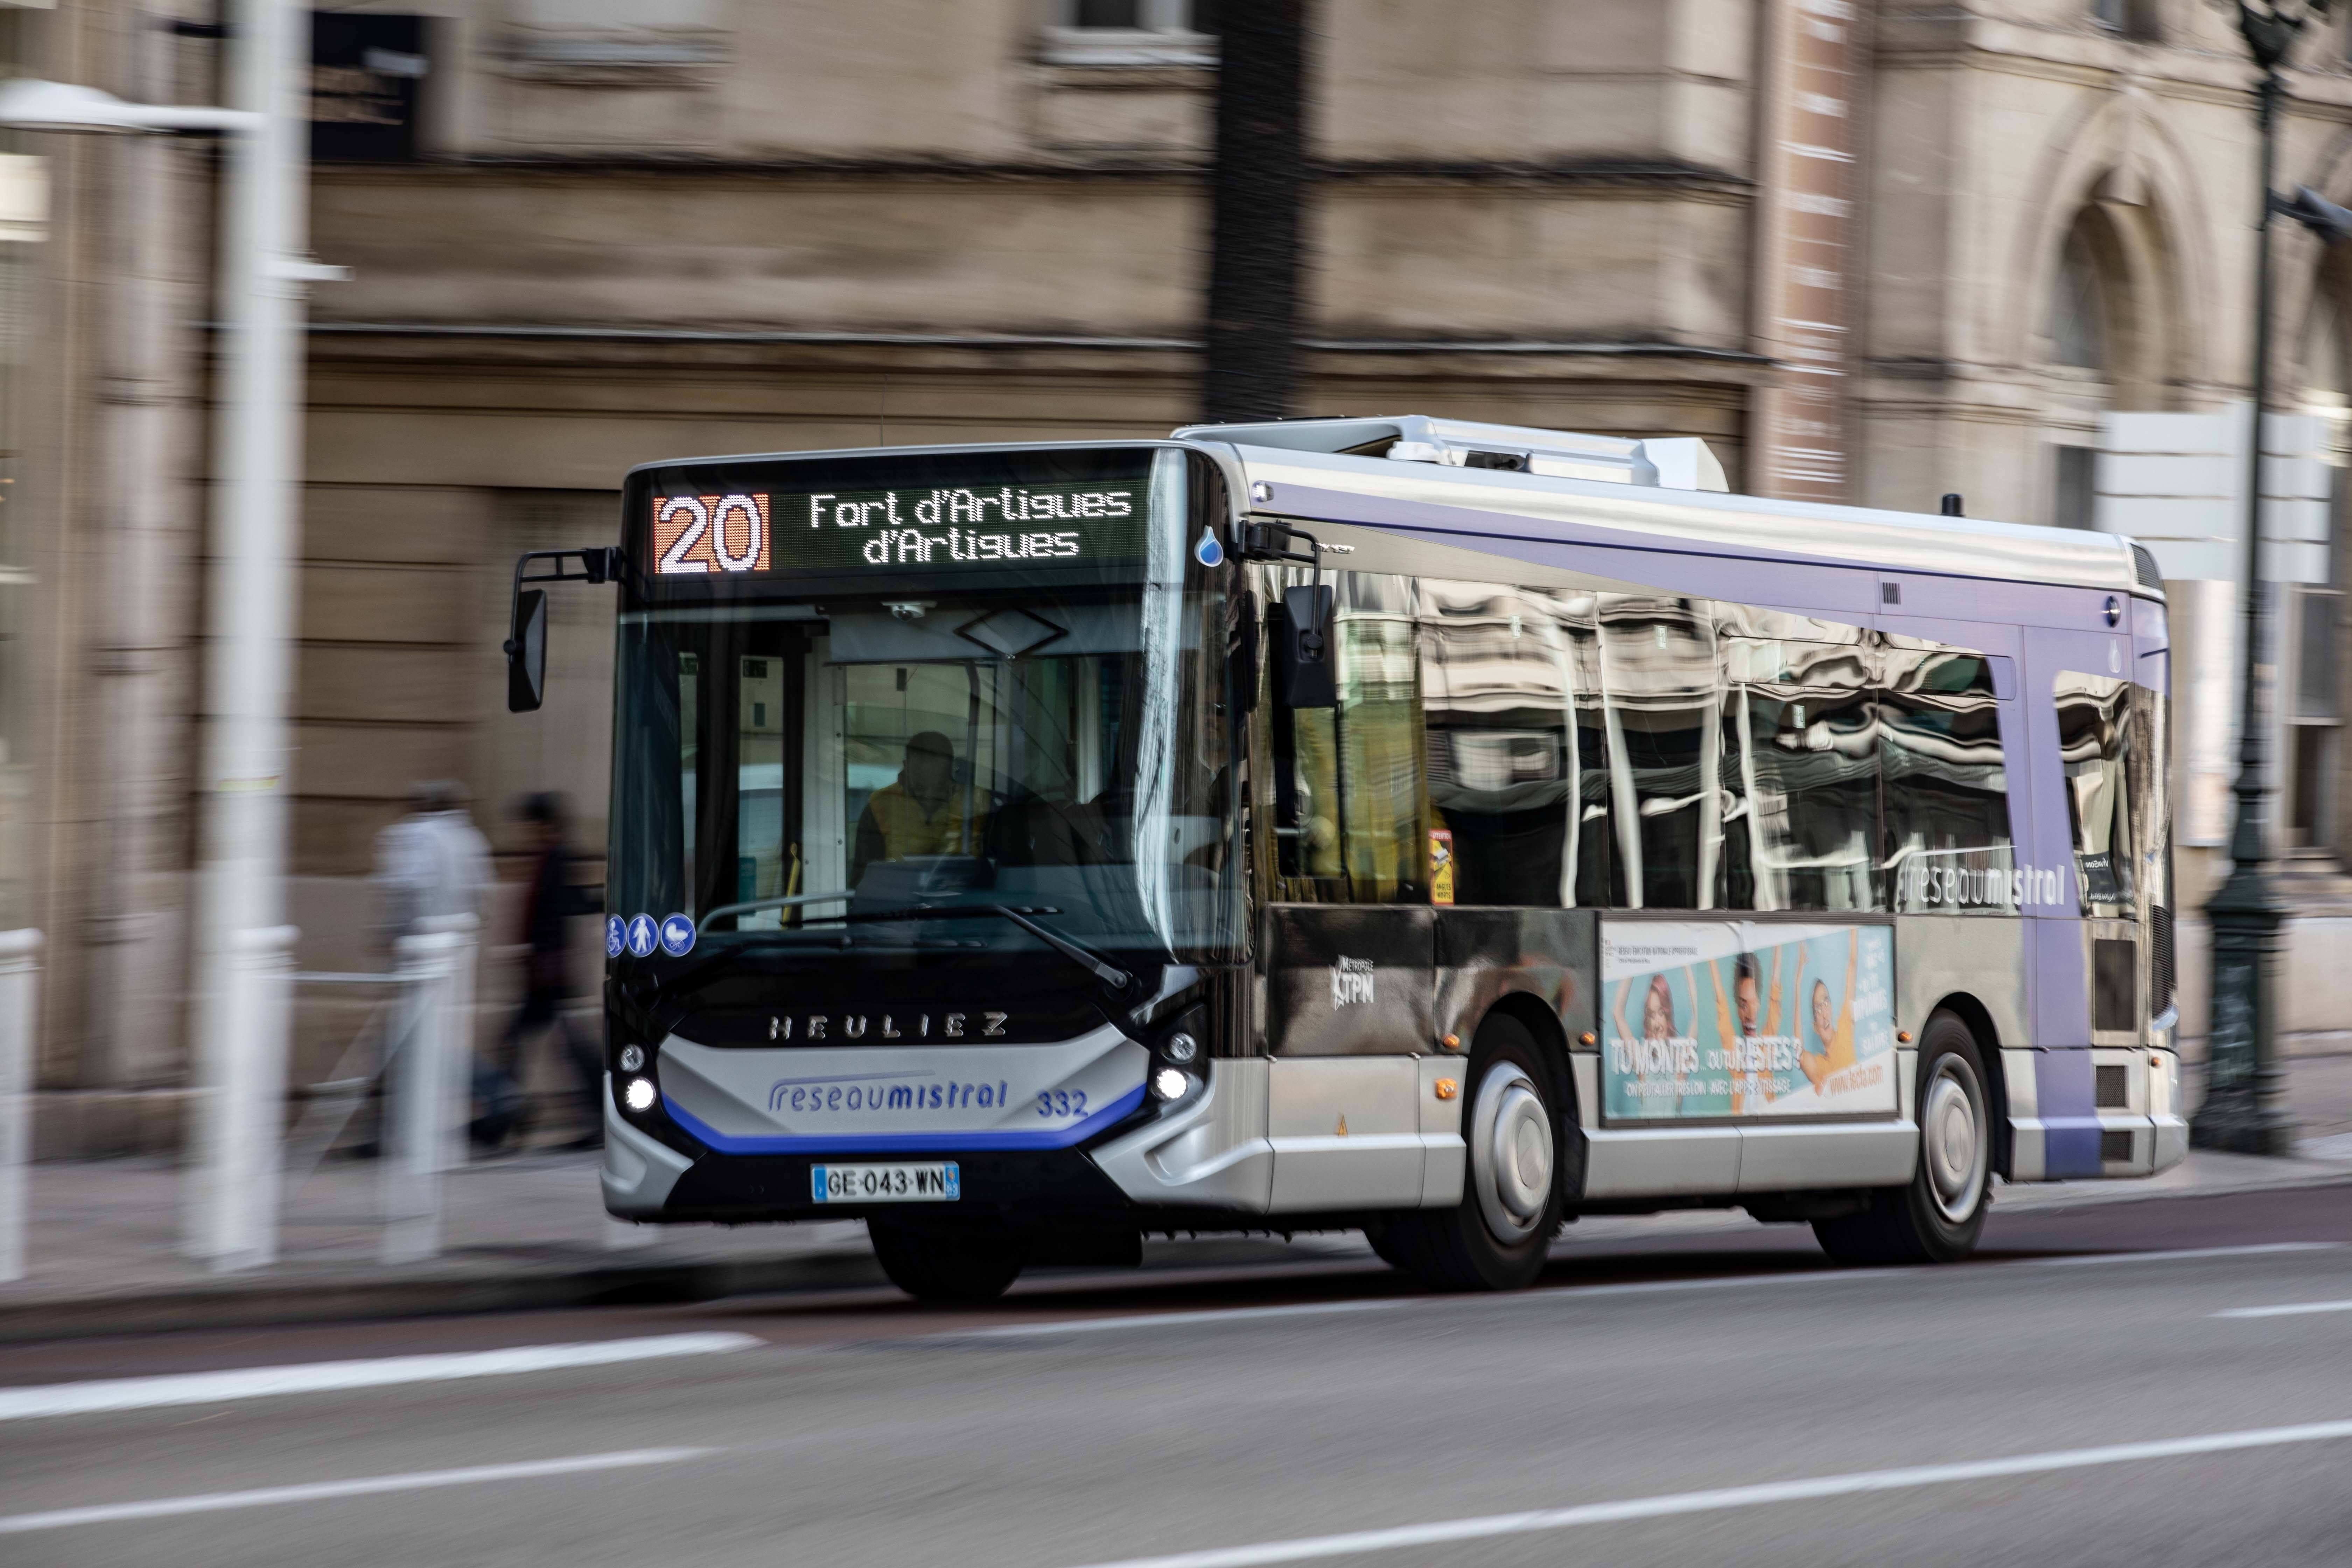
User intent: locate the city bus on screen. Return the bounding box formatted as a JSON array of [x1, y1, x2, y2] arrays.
[[505, 414, 2179, 1301]]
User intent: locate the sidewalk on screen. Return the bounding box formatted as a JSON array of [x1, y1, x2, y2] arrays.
[[5, 1058, 2351, 1345]]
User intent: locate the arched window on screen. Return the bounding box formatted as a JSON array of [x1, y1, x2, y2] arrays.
[[2043, 214, 2119, 528], [2050, 222, 2109, 373], [2307, 291, 2348, 414]]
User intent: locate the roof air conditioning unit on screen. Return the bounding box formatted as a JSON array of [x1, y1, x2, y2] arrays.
[[1174, 415, 1729, 492]]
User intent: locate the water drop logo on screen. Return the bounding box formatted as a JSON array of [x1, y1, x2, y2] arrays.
[[624, 914, 658, 959], [605, 915, 625, 959], [659, 912, 695, 957], [1194, 526, 1224, 568]]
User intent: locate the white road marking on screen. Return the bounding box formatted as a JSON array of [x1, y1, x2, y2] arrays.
[[1059, 1420, 2352, 1568], [0, 1332, 761, 1422], [966, 1267, 1903, 1338], [965, 1240, 2345, 1342], [2214, 1299, 2352, 1320], [0, 1447, 711, 1536], [2037, 1242, 2339, 1268]]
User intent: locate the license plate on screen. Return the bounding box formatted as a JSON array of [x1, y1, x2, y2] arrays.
[[810, 1162, 960, 1204]]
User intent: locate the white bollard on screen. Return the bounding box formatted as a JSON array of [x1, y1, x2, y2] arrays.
[[381, 928, 460, 1264], [194, 925, 298, 1273], [0, 930, 45, 1284], [421, 914, 479, 1172]]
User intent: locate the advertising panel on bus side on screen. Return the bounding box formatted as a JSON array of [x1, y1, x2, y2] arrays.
[[1600, 919, 1896, 1120]]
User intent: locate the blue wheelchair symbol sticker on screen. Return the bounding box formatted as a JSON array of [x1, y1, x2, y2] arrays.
[[605, 915, 625, 958], [624, 914, 658, 959], [659, 913, 695, 957]]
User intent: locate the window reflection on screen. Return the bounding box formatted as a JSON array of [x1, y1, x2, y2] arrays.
[[1598, 596, 1720, 909], [1267, 571, 1428, 902], [1422, 583, 1605, 906], [2057, 671, 2138, 918], [1250, 566, 2049, 920], [1721, 639, 1879, 911], [1883, 649, 2013, 913]]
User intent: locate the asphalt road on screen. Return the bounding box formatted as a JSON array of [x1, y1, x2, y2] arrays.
[[5, 1183, 2352, 1567]]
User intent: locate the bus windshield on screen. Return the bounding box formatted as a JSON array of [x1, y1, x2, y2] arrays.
[[608, 449, 1244, 966]]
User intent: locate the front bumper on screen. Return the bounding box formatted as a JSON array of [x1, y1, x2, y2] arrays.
[[602, 1073, 696, 1217]]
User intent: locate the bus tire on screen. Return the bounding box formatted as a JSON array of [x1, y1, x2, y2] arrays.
[[1378, 1014, 1563, 1292], [868, 1219, 1025, 1304], [1812, 1010, 1991, 1266]]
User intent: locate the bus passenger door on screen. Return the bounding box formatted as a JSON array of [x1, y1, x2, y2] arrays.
[[1262, 904, 1436, 1210]]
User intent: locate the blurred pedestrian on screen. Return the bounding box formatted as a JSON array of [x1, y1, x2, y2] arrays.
[[372, 779, 492, 945], [489, 792, 602, 1153], [368, 780, 494, 1156]]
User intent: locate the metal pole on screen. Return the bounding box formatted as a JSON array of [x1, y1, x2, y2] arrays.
[[184, 0, 312, 1259], [2193, 24, 2297, 1155], [1202, 0, 1308, 421], [0, 930, 45, 1283], [193, 925, 297, 1267]]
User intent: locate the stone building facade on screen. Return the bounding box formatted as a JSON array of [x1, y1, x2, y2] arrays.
[[15, 0, 2352, 1128]]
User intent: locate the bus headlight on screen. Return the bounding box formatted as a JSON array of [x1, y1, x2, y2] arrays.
[[1162, 1032, 1199, 1066], [618, 1044, 646, 1073], [623, 1076, 658, 1114], [1151, 1067, 1194, 1103]]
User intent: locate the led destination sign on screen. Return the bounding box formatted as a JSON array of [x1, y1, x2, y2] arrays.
[[651, 478, 1151, 577]]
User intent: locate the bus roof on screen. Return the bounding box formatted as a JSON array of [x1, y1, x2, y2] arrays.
[[623, 424, 2155, 600], [1175, 429, 2151, 601]]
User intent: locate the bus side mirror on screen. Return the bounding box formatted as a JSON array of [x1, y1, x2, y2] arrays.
[[1276, 584, 1336, 709], [506, 588, 548, 713]]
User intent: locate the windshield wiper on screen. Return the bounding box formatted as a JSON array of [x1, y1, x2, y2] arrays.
[[825, 902, 1132, 994], [694, 894, 1131, 992], [696, 890, 851, 934], [983, 904, 1133, 993]]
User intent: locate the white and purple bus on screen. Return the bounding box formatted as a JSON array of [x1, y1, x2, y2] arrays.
[[506, 415, 2177, 1300]]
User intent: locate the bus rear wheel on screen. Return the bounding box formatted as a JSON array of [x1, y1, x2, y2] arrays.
[[1812, 1011, 1991, 1266], [868, 1219, 1025, 1304], [1376, 1014, 1564, 1292]]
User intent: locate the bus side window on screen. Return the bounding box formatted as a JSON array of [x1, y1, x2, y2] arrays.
[[1718, 639, 1879, 911], [1598, 596, 1722, 910], [1265, 572, 1426, 903], [1267, 593, 1338, 892], [2056, 671, 2136, 918], [1420, 581, 1604, 907], [1881, 649, 2014, 914], [1332, 576, 1427, 903]]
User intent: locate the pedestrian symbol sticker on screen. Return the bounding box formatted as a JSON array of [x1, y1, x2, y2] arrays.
[[660, 913, 695, 957], [606, 915, 626, 958], [625, 914, 658, 959]]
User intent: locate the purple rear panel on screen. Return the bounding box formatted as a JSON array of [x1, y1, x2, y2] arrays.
[[2022, 623, 2140, 1177]]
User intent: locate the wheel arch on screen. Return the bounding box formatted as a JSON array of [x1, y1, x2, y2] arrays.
[[1926, 992, 2011, 1180]]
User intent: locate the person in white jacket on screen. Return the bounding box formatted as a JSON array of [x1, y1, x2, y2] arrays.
[[372, 779, 492, 944], [370, 780, 496, 1149]]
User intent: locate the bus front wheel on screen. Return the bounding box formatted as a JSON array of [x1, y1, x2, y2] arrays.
[[1812, 1011, 1992, 1266], [1375, 1014, 1564, 1292], [869, 1218, 1025, 1304]]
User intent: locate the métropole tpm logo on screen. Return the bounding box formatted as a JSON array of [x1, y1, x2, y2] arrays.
[[1331, 956, 1376, 1008]]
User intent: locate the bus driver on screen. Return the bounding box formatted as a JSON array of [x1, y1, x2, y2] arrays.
[[852, 730, 972, 883]]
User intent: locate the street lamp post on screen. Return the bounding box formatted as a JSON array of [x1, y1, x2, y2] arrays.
[[0, 0, 327, 1265], [2192, 0, 2331, 1155]]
